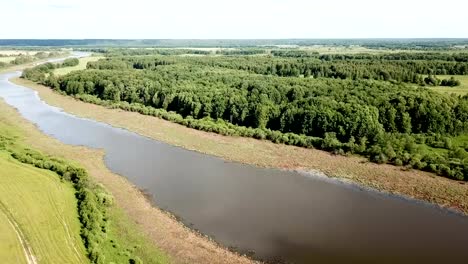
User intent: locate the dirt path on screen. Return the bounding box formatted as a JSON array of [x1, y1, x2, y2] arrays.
[[0, 202, 38, 264]]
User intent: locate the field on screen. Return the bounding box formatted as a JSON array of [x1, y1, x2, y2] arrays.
[[0, 151, 87, 263], [0, 56, 16, 63], [53, 56, 103, 76], [0, 203, 27, 264], [0, 50, 37, 56], [430, 75, 468, 95]]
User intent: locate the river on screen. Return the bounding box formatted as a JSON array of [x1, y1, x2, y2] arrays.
[[1, 58, 468, 263]]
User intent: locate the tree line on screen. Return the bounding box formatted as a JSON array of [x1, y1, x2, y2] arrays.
[[272, 50, 468, 62], [93, 55, 467, 85]]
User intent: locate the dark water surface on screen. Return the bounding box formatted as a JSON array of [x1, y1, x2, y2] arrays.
[[1, 68, 468, 263]]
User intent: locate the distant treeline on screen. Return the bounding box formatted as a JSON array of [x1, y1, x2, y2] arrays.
[[23, 52, 468, 180], [2, 38, 468, 49], [272, 50, 468, 62], [216, 49, 267, 55]]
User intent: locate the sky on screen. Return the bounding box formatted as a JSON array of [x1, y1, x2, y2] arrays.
[[1, 0, 467, 39]]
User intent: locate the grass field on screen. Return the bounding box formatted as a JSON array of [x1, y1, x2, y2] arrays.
[[0, 152, 87, 264], [0, 57, 16, 63], [430, 75, 468, 96], [0, 205, 28, 264], [53, 56, 103, 76]]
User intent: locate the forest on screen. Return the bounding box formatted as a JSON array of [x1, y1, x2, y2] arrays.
[[23, 48, 468, 180]]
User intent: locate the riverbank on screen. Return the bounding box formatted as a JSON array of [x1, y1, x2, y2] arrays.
[[12, 77, 468, 215], [0, 88, 255, 263]]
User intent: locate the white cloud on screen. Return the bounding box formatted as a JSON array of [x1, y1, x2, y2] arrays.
[[0, 0, 467, 38]]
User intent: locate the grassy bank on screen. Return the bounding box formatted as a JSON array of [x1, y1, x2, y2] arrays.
[[12, 77, 468, 214], [0, 90, 254, 263], [0, 153, 87, 264], [0, 103, 170, 263]]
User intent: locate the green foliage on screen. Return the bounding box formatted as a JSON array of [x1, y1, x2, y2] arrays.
[[21, 57, 83, 82], [9, 51, 68, 66], [440, 76, 461, 87], [0, 135, 140, 263], [424, 75, 440, 86], [10, 55, 35, 65], [62, 58, 80, 67]]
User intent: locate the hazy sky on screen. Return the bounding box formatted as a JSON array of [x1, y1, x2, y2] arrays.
[[1, 0, 467, 39]]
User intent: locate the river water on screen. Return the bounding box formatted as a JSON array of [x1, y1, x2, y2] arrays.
[[1, 64, 468, 263]]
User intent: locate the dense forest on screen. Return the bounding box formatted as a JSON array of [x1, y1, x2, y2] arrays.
[[23, 49, 468, 180]]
